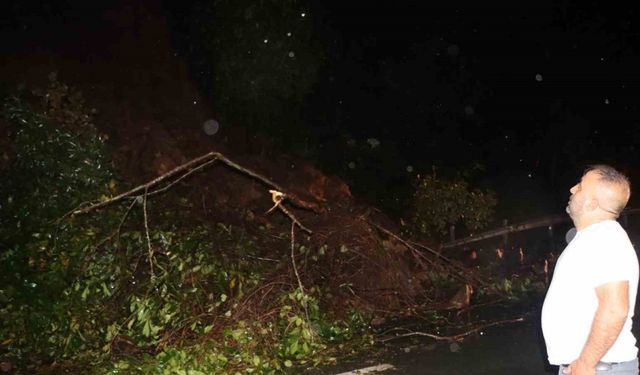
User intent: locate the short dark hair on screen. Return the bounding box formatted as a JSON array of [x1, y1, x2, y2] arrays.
[[585, 164, 631, 215]]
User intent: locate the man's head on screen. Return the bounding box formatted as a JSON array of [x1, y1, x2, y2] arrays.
[[566, 164, 631, 228]]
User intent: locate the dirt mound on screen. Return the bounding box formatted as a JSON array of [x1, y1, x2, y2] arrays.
[[107, 117, 438, 314]]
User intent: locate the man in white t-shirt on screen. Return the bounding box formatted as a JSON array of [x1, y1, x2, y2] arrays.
[[542, 164, 638, 375]]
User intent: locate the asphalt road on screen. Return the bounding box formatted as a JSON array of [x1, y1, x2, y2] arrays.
[[311, 320, 557, 375]]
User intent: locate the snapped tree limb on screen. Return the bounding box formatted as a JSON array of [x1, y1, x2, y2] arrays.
[[69, 151, 315, 233]]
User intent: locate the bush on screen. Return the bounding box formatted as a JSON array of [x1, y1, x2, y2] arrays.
[[0, 77, 371, 374], [409, 169, 497, 238], [0, 76, 117, 364]]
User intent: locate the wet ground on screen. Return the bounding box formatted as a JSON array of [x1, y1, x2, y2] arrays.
[[390, 320, 554, 374], [309, 319, 556, 375]]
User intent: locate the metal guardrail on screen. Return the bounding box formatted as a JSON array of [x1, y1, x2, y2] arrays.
[[442, 208, 640, 249]]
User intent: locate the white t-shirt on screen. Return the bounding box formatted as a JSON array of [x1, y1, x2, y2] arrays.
[[541, 220, 639, 365]]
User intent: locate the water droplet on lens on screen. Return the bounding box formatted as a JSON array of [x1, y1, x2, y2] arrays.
[[203, 119, 220, 136]]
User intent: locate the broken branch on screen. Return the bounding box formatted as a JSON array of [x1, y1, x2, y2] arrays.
[[377, 317, 525, 342], [366, 220, 492, 289], [71, 151, 319, 215]]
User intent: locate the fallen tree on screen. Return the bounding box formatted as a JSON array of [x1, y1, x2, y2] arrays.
[[0, 80, 536, 374]]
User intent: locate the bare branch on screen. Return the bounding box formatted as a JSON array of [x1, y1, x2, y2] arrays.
[[66, 150, 314, 236], [277, 204, 312, 234], [366, 220, 493, 289], [290, 222, 316, 343], [377, 317, 525, 343], [71, 151, 320, 215], [143, 187, 155, 280]]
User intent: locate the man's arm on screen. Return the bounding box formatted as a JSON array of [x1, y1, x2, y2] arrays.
[[567, 280, 629, 375]]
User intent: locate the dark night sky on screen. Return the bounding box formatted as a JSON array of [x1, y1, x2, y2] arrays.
[[2, 0, 640, 219], [310, 1, 640, 216], [318, 2, 640, 157]]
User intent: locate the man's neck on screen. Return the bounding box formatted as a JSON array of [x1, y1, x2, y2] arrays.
[[574, 216, 612, 231]]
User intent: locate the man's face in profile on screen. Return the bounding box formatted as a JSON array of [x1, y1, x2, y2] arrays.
[[566, 171, 599, 220]]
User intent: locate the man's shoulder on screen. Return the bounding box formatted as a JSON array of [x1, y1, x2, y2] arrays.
[[586, 220, 628, 239], [579, 220, 635, 257]]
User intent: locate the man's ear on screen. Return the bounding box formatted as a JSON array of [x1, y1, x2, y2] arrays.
[[586, 198, 600, 212]]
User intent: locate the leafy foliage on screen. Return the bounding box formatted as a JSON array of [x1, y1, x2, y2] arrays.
[[0, 78, 370, 374], [409, 169, 497, 238], [0, 74, 117, 363]]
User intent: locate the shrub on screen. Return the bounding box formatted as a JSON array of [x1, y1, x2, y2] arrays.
[[409, 169, 497, 238], [0, 77, 371, 374], [0, 76, 116, 364]]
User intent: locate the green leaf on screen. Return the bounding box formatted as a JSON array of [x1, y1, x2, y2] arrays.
[[231, 329, 243, 341], [143, 320, 151, 337], [289, 340, 299, 354], [101, 282, 111, 297]]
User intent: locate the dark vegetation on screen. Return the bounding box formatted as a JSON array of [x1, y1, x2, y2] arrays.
[[0, 73, 549, 375], [0, 1, 567, 374]]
